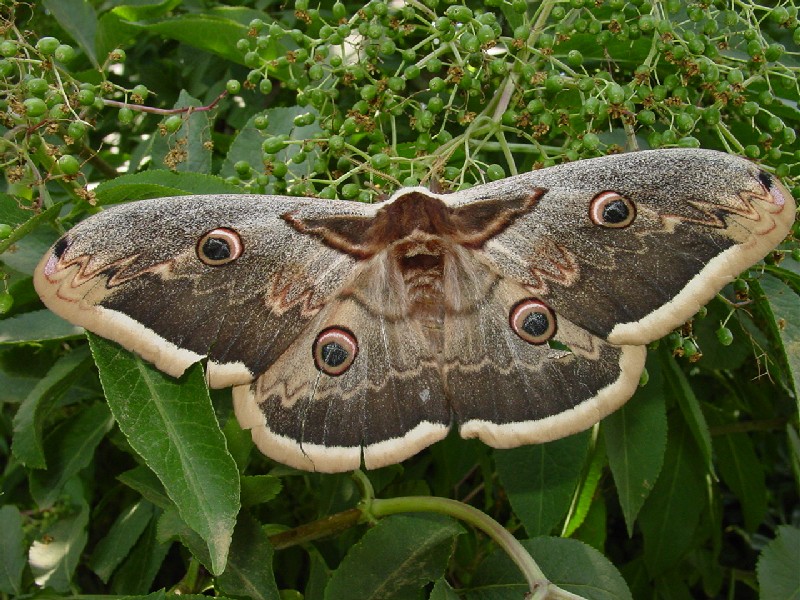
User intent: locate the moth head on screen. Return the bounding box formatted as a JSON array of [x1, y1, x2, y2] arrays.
[[196, 228, 244, 266], [313, 327, 359, 376], [509, 299, 557, 345], [589, 191, 636, 228]]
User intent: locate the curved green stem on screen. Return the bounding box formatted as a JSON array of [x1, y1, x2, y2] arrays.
[[366, 496, 588, 600]]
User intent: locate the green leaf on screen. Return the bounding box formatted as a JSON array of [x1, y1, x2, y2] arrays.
[[111, 0, 183, 21], [118, 465, 174, 510], [220, 106, 323, 190], [241, 475, 283, 507], [305, 549, 330, 600], [89, 500, 156, 583], [129, 14, 249, 64], [216, 511, 280, 600], [0, 201, 63, 256], [759, 274, 800, 407], [0, 310, 84, 345], [603, 353, 667, 535], [495, 430, 590, 536], [0, 506, 26, 595], [29, 402, 114, 508], [0, 194, 35, 227], [563, 436, 606, 538], [714, 430, 767, 532], [12, 345, 93, 468], [659, 349, 714, 474], [41, 0, 98, 66], [28, 480, 90, 591], [757, 525, 800, 600], [157, 508, 280, 600], [430, 578, 460, 600], [469, 536, 632, 600], [324, 514, 463, 600], [110, 518, 171, 594], [95, 170, 242, 205], [637, 416, 707, 576], [88, 334, 239, 575], [150, 91, 212, 173]]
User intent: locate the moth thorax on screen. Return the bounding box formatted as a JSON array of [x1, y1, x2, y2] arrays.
[[392, 235, 448, 353]]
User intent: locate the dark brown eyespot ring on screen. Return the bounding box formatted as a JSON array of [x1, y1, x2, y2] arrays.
[[589, 191, 636, 228], [197, 228, 243, 266], [510, 299, 557, 345], [313, 327, 358, 376]]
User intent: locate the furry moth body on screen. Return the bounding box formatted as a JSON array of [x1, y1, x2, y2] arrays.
[[35, 149, 795, 472]]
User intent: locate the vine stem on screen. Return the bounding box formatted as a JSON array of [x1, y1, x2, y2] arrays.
[[365, 495, 588, 600]]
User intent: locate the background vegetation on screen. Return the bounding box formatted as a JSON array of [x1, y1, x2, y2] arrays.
[[1, 0, 799, 598]]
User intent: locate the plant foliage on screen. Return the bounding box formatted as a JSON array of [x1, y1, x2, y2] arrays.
[[1, 0, 799, 598]]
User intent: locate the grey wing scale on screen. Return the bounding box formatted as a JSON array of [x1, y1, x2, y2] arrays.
[[443, 149, 794, 346], [34, 194, 376, 387]]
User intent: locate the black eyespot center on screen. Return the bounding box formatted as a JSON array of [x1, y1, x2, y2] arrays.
[[602, 199, 630, 224], [321, 341, 348, 367], [313, 327, 358, 376], [202, 237, 231, 261], [197, 228, 243, 266], [522, 311, 550, 338], [510, 299, 557, 345], [589, 191, 636, 228]]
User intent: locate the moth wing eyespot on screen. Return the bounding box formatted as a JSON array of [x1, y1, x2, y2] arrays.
[[589, 191, 636, 228], [510, 299, 557, 345], [313, 327, 358, 376], [196, 228, 243, 266]]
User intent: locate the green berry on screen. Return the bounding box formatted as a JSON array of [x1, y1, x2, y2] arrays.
[[253, 114, 269, 130], [26, 78, 49, 97], [332, 1, 346, 20], [637, 109, 656, 126], [67, 121, 87, 139], [682, 339, 699, 358], [226, 79, 241, 94], [341, 183, 359, 199], [675, 112, 694, 132], [132, 84, 148, 100], [744, 144, 760, 158], [23, 97, 47, 117], [606, 83, 625, 104], [638, 368, 649, 387], [163, 115, 183, 133], [36, 36, 60, 55], [741, 101, 759, 117], [716, 326, 734, 346], [57, 154, 80, 175], [262, 136, 287, 154], [427, 96, 444, 114], [234, 160, 252, 178], [445, 5, 473, 22], [486, 164, 505, 180], [370, 153, 390, 170], [77, 88, 96, 106], [566, 49, 583, 67], [328, 135, 345, 152], [0, 223, 13, 239], [582, 132, 601, 151], [109, 48, 126, 63], [118, 107, 134, 124], [0, 40, 18, 57], [259, 78, 273, 95], [272, 161, 288, 178]]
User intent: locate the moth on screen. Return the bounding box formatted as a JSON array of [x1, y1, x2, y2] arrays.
[[34, 149, 795, 473]]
